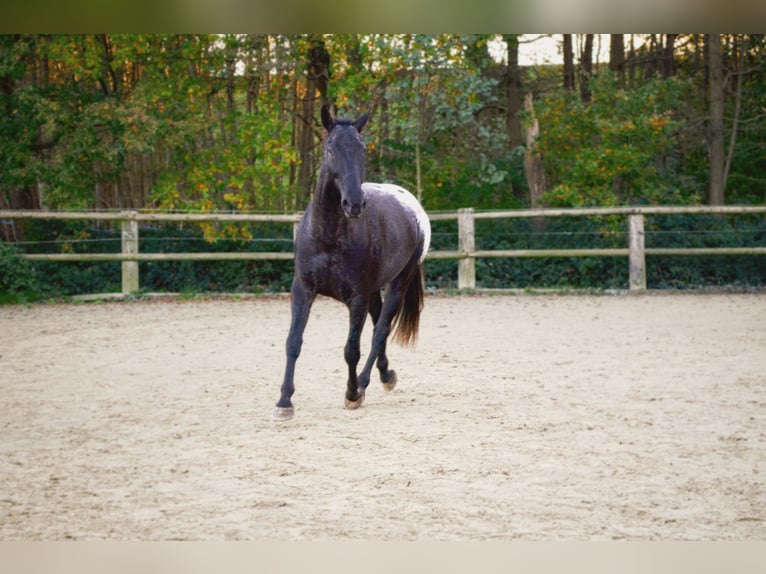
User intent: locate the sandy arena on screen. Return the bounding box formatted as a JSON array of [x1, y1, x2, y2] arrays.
[[1, 293, 764, 540]]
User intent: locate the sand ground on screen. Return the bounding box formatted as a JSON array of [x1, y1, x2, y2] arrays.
[[1, 293, 764, 540]]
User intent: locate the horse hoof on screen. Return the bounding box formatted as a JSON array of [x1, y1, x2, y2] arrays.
[[381, 371, 397, 391], [344, 391, 365, 410], [273, 406, 295, 421]]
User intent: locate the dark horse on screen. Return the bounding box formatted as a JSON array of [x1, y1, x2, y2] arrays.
[[274, 105, 431, 420]]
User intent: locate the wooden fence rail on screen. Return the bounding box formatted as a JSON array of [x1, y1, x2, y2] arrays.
[[2, 206, 765, 295]]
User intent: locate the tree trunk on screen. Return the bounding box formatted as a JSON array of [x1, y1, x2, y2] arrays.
[[225, 47, 236, 119], [222, 37, 238, 149], [244, 35, 266, 115], [296, 35, 330, 208], [627, 34, 636, 87], [523, 93, 547, 208], [563, 34, 575, 91], [580, 34, 594, 103], [707, 33, 725, 206], [609, 34, 625, 87], [662, 34, 676, 78], [98, 34, 119, 95], [504, 34, 523, 148], [307, 34, 330, 107], [724, 35, 743, 194]]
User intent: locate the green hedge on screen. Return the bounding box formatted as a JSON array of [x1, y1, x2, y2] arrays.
[[3, 213, 765, 299], [12, 219, 295, 297], [471, 216, 627, 289], [0, 241, 41, 303], [430, 214, 766, 290], [646, 213, 766, 289]]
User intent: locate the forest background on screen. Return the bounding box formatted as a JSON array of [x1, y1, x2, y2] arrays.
[[1, 34, 765, 296]]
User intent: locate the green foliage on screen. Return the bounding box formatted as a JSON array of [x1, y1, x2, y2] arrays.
[[0, 36, 39, 204], [4, 34, 766, 297], [535, 73, 701, 207], [0, 242, 40, 303], [152, 98, 298, 226], [5, 34, 766, 217], [304, 34, 519, 211], [725, 36, 766, 204]]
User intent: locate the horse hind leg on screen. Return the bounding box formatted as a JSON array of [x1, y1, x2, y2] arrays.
[[365, 258, 423, 392], [357, 274, 412, 395], [369, 291, 397, 391]]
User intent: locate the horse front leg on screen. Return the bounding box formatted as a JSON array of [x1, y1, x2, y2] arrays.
[[274, 279, 315, 420], [343, 296, 368, 410], [369, 291, 397, 391]]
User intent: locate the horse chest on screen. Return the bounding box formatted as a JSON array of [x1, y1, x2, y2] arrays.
[[297, 240, 376, 300]]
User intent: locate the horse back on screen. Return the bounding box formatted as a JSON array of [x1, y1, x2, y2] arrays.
[[362, 183, 430, 263]]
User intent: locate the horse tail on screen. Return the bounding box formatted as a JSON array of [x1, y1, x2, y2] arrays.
[[391, 262, 425, 347]]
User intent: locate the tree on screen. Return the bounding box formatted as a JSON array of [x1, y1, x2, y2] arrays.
[[344, 34, 512, 209], [3, 33, 766, 220], [707, 33, 725, 205], [580, 34, 594, 102], [609, 34, 625, 87], [503, 34, 523, 148], [535, 73, 693, 207], [662, 34, 677, 78], [523, 93, 546, 208], [563, 34, 575, 91], [295, 34, 330, 207], [0, 35, 40, 217]]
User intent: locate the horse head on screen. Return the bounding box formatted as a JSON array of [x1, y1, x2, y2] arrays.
[[321, 104, 371, 218]]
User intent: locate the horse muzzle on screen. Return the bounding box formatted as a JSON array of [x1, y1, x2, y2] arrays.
[[342, 197, 367, 218]]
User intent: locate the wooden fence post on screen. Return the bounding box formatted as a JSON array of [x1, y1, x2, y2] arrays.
[[628, 213, 646, 292], [458, 207, 476, 289], [293, 212, 303, 243], [121, 211, 139, 295]]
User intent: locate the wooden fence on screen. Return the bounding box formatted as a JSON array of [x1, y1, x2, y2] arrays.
[[2, 205, 766, 295]]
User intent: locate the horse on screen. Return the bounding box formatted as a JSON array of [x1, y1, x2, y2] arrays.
[[274, 105, 431, 420]]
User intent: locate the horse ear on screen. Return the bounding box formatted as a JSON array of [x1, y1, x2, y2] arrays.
[[354, 110, 371, 133], [321, 104, 335, 132]]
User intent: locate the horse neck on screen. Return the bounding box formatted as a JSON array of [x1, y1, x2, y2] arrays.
[[308, 168, 345, 239], [312, 167, 342, 219]]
